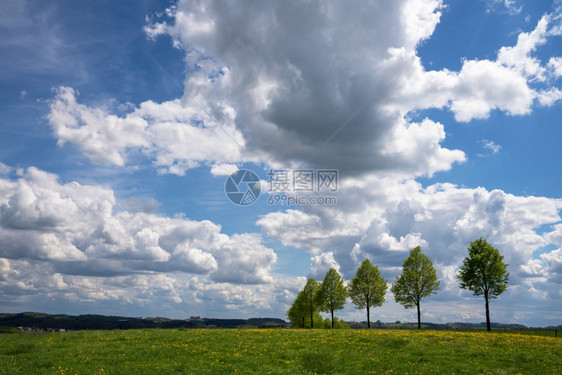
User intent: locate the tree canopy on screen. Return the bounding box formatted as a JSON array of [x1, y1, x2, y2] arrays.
[[391, 246, 439, 329], [458, 238, 509, 332], [316, 268, 348, 328], [348, 259, 387, 328], [287, 290, 306, 328], [287, 280, 323, 328], [301, 278, 320, 328]]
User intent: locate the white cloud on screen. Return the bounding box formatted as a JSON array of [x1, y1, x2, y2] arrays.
[[497, 15, 549, 80], [48, 0, 465, 179], [545, 223, 562, 244], [309, 252, 340, 280], [210, 233, 277, 284], [257, 210, 333, 254], [8, 0, 562, 324], [547, 56, 562, 78], [1, 165, 560, 324], [210, 163, 238, 176], [45, 1, 562, 180], [451, 59, 535, 121], [542, 248, 562, 284], [0, 166, 277, 283], [257, 175, 562, 309], [0, 162, 11, 175], [480, 139, 502, 156], [48, 87, 149, 167], [392, 14, 562, 121], [48, 87, 248, 175], [536, 88, 562, 107], [0, 255, 306, 320], [485, 0, 522, 15], [381, 118, 466, 177]]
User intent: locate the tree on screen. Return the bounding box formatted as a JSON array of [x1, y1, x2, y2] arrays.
[[348, 259, 387, 328], [287, 291, 307, 328], [287, 281, 323, 329], [391, 246, 440, 329], [316, 268, 348, 328], [458, 238, 509, 332], [301, 278, 320, 329]]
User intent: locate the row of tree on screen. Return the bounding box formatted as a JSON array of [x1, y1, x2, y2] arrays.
[[288, 238, 509, 332]]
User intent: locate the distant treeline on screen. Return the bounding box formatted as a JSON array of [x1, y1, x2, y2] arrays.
[[348, 320, 561, 331], [0, 312, 559, 332], [0, 312, 287, 331]]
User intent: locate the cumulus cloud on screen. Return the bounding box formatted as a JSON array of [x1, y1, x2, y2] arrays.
[[257, 175, 562, 307], [0, 257, 183, 309], [0, 255, 306, 320], [1, 170, 558, 324], [388, 13, 562, 121], [541, 248, 562, 284], [0, 166, 277, 283], [14, 0, 562, 324], [210, 233, 277, 284], [210, 163, 238, 176], [0, 166, 287, 318], [46, 1, 562, 181], [497, 15, 549, 79], [548, 56, 562, 78], [309, 252, 340, 280], [451, 59, 535, 121], [48, 87, 149, 167], [46, 0, 464, 178], [48, 87, 247, 175], [257, 210, 334, 254]]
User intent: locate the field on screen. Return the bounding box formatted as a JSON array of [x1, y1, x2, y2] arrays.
[[1, 329, 560, 374]]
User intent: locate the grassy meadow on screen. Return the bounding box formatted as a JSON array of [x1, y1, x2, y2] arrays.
[[1, 328, 560, 374]]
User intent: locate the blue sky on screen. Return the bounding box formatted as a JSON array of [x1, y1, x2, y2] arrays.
[[1, 0, 561, 326]]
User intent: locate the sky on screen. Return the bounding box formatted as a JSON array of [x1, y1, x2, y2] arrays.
[[0, 0, 561, 327]]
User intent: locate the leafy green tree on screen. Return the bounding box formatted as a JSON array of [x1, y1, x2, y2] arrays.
[[391, 246, 440, 329], [458, 238, 509, 332], [287, 285, 323, 329], [287, 291, 307, 328], [301, 278, 320, 329], [316, 268, 348, 328], [297, 312, 324, 328], [348, 259, 387, 328]]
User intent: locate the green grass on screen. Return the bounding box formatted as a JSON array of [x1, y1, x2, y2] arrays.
[[0, 329, 560, 374]]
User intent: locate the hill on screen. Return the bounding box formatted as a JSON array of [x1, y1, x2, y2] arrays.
[[0, 312, 287, 331]]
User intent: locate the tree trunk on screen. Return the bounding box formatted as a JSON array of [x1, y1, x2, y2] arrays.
[[417, 302, 421, 330], [485, 290, 491, 332], [301, 316, 305, 328], [310, 309, 314, 329], [331, 309, 334, 328], [367, 305, 371, 329]]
